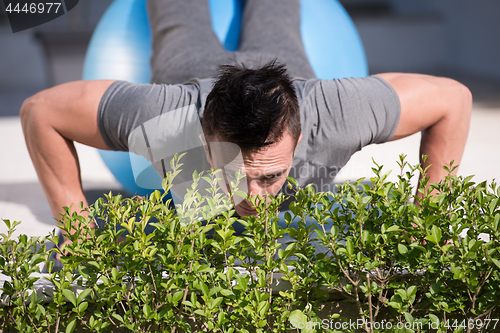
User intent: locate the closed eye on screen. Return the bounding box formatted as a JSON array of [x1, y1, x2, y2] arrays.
[[261, 170, 286, 183]]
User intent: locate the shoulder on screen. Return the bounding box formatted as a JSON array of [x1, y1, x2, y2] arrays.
[[292, 78, 322, 102], [101, 80, 208, 110]]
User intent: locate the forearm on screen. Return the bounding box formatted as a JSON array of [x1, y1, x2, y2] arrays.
[[376, 73, 473, 198], [21, 80, 115, 258], [21, 96, 92, 232], [418, 83, 472, 195], [21, 80, 113, 225]]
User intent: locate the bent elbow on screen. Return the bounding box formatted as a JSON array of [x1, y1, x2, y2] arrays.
[[456, 81, 472, 129], [20, 92, 47, 134], [20, 95, 36, 130], [444, 79, 472, 124], [446, 80, 472, 141], [460, 82, 473, 118]]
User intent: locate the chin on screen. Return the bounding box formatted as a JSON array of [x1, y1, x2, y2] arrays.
[[235, 205, 258, 217]]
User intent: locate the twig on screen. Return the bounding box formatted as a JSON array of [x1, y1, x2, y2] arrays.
[[172, 238, 195, 333], [367, 274, 374, 333], [374, 282, 388, 319], [148, 262, 159, 311], [472, 297, 500, 321], [54, 308, 61, 333], [471, 267, 493, 311]]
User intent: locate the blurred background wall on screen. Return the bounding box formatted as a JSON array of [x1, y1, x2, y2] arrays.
[[342, 0, 500, 82], [1, 0, 500, 91], [0, 0, 114, 91]]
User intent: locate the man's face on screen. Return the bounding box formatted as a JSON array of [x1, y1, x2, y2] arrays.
[[208, 132, 301, 217]]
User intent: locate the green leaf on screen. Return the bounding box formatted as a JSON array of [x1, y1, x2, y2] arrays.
[[46, 260, 55, 274], [345, 195, 357, 207], [386, 225, 401, 233], [220, 289, 235, 298], [404, 312, 415, 324], [173, 291, 184, 303], [398, 244, 408, 255], [388, 293, 403, 311], [451, 263, 462, 279], [432, 225, 442, 244], [362, 230, 372, 244], [2, 219, 11, 230], [112, 313, 124, 323], [289, 309, 308, 329], [76, 288, 92, 305], [492, 259, 500, 270], [182, 300, 193, 308], [190, 290, 197, 306], [271, 221, 279, 235], [425, 225, 441, 245], [100, 275, 109, 286], [78, 302, 88, 313], [143, 304, 152, 318], [66, 318, 76, 333], [429, 314, 440, 328], [194, 309, 206, 317], [361, 195, 372, 205], [469, 239, 483, 252], [257, 301, 270, 317], [62, 289, 77, 307], [346, 239, 354, 256], [407, 285, 417, 303], [200, 282, 209, 297], [286, 177, 299, 188], [330, 225, 339, 239], [212, 297, 223, 309], [490, 198, 499, 215]]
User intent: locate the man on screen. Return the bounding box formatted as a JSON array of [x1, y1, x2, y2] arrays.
[[21, 0, 471, 225]]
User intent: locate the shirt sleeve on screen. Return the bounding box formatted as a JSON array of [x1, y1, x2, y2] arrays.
[[97, 80, 202, 152], [297, 75, 401, 170]]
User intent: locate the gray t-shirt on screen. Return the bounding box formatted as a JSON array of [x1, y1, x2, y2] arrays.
[[98, 76, 400, 194]]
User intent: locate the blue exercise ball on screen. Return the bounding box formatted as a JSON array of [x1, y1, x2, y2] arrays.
[[83, 0, 367, 196]]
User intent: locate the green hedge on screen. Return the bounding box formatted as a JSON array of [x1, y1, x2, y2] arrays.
[[1, 155, 500, 333]]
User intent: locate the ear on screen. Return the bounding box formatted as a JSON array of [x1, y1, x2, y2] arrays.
[[199, 134, 213, 167]]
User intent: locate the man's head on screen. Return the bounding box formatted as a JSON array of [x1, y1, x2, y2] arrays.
[[203, 60, 301, 151], [202, 60, 302, 216]]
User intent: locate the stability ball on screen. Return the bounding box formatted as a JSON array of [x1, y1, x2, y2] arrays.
[[83, 0, 367, 196]]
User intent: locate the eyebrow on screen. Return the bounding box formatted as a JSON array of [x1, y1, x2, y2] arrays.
[[223, 166, 289, 179]]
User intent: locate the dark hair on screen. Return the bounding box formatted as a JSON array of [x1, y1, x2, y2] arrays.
[[202, 60, 300, 154]]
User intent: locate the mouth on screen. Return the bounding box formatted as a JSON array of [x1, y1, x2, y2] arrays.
[[236, 202, 257, 215]]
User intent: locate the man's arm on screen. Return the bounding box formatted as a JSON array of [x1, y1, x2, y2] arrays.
[[376, 73, 472, 194], [21, 80, 116, 226]]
